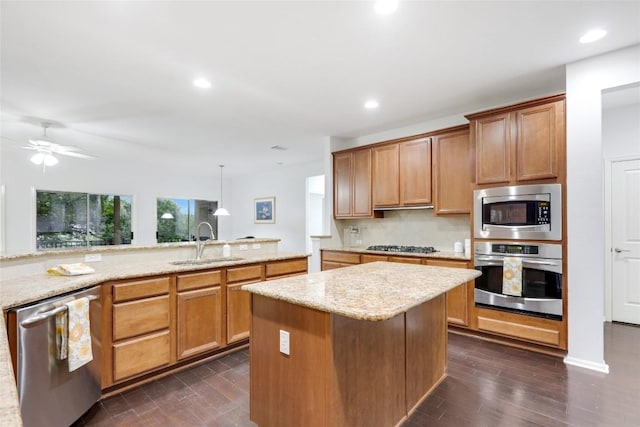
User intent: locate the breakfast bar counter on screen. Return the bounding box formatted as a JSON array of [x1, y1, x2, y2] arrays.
[[242, 261, 481, 427]]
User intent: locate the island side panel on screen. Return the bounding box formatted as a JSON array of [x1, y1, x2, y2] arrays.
[[405, 293, 447, 414], [249, 294, 331, 427], [328, 313, 406, 427]]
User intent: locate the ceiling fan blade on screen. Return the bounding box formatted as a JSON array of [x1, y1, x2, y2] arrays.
[[54, 145, 81, 152], [59, 151, 95, 159]]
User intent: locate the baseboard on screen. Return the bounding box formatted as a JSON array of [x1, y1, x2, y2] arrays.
[[563, 355, 610, 374]]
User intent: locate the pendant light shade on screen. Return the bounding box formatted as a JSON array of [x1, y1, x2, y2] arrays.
[[214, 164, 230, 216]]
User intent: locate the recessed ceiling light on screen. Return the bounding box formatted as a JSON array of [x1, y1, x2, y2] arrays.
[[374, 0, 399, 15], [364, 100, 379, 109], [580, 29, 607, 44], [193, 78, 212, 88]]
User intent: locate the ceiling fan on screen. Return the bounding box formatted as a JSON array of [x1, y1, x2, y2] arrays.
[[23, 122, 95, 166]]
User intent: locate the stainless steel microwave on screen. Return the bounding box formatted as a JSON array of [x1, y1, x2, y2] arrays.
[[474, 184, 562, 241]]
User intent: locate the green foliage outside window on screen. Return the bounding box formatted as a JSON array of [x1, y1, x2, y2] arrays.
[[36, 190, 132, 250]]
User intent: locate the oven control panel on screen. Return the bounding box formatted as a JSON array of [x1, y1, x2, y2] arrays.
[[491, 244, 539, 255]]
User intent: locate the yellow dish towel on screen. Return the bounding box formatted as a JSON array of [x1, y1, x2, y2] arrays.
[[502, 256, 523, 297], [55, 309, 68, 360], [65, 297, 93, 372]]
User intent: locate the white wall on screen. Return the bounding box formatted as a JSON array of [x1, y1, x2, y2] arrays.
[[230, 160, 324, 254], [0, 148, 232, 254], [565, 44, 640, 372]]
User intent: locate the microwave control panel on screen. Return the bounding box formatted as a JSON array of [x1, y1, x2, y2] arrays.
[[536, 201, 550, 225]]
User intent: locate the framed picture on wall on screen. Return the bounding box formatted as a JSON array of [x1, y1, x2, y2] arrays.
[[254, 197, 275, 224]]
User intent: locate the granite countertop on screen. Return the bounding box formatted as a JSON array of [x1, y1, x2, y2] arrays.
[[242, 261, 481, 321], [0, 250, 308, 427], [323, 247, 472, 261]]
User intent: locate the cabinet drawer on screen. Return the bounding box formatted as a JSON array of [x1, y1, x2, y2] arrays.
[[177, 270, 222, 292], [227, 265, 263, 283], [426, 259, 469, 269], [321, 251, 360, 264], [265, 258, 308, 278], [477, 316, 560, 346], [388, 256, 422, 264], [113, 295, 170, 341], [361, 254, 388, 263], [113, 330, 171, 382], [112, 277, 170, 302]]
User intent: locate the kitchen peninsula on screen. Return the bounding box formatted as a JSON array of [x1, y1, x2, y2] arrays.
[[243, 261, 481, 427]]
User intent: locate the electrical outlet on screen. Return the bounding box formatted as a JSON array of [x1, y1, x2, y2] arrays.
[[252, 243, 261, 250], [84, 254, 102, 262], [239, 244, 248, 251], [279, 329, 290, 355]]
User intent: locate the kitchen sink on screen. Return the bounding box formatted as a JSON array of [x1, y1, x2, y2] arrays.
[[170, 257, 245, 266]]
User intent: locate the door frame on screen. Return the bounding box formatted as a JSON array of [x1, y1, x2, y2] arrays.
[[604, 154, 640, 322]]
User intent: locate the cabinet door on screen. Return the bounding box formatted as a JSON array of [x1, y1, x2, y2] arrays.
[[427, 259, 470, 326], [333, 152, 353, 218], [474, 113, 511, 185], [400, 138, 432, 205], [515, 100, 563, 182], [176, 287, 222, 360], [227, 282, 252, 344], [373, 144, 400, 207], [432, 128, 471, 215], [352, 148, 374, 216]]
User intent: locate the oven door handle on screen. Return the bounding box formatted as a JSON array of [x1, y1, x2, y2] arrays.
[[474, 256, 562, 270]]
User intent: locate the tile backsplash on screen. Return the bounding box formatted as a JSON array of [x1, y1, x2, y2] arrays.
[[332, 209, 470, 251]]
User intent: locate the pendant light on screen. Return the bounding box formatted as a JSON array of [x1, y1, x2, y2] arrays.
[[214, 164, 230, 216]]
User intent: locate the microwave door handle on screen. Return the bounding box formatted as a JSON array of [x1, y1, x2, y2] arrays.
[[485, 225, 544, 229]]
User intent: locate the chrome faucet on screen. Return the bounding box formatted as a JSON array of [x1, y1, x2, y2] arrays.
[[195, 221, 215, 260]]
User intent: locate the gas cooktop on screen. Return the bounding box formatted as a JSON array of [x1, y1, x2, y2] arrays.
[[366, 245, 438, 254]]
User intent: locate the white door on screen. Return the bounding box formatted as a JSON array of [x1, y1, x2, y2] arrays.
[[611, 159, 640, 324]]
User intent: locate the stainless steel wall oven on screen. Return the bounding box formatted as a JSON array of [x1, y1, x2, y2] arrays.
[[474, 242, 563, 320]]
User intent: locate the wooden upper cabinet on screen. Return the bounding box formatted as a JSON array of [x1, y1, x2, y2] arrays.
[[373, 137, 431, 208], [373, 144, 400, 207], [515, 100, 563, 182], [352, 149, 374, 216], [333, 151, 353, 217], [472, 113, 511, 185], [333, 148, 378, 218], [432, 127, 471, 215], [467, 94, 565, 186], [400, 138, 432, 205]]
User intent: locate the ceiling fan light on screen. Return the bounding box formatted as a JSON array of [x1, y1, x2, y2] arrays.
[[30, 152, 45, 165], [44, 154, 59, 166]]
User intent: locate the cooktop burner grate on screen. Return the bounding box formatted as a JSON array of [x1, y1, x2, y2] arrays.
[[366, 245, 438, 254]]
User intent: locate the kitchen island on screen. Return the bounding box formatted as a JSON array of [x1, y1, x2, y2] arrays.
[[242, 261, 481, 427]]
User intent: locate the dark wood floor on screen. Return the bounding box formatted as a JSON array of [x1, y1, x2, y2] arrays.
[[75, 322, 640, 426]]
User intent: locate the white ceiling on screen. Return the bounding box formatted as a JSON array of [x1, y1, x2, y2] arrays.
[[1, 1, 639, 176]]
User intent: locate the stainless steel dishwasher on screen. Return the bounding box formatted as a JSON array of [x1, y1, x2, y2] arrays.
[[9, 286, 102, 427]]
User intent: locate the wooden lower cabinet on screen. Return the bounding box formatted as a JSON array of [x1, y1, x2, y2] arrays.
[[176, 270, 224, 360], [176, 287, 223, 360], [426, 259, 472, 327], [226, 265, 262, 344], [102, 256, 309, 390], [476, 307, 566, 349], [106, 276, 173, 386], [321, 250, 360, 270]]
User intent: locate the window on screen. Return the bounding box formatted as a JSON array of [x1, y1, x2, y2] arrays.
[[157, 198, 218, 243], [36, 191, 132, 250]]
